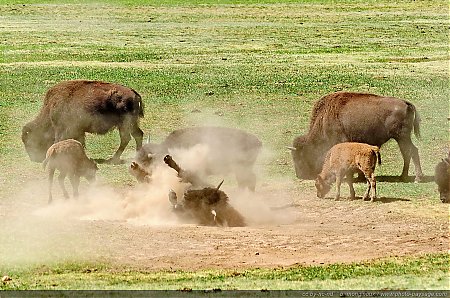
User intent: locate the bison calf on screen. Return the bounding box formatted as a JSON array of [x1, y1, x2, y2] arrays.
[[43, 139, 98, 204], [315, 142, 381, 202], [434, 152, 449, 203]]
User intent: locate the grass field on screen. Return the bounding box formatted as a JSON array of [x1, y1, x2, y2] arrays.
[[0, 0, 448, 291]]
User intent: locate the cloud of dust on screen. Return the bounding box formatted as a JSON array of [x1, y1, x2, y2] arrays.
[[2, 113, 300, 268]]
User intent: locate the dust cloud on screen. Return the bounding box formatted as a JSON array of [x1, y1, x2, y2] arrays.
[[1, 124, 299, 267]]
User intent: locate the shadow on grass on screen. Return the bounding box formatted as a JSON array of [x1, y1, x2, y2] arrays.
[[352, 175, 435, 183], [93, 158, 130, 165], [323, 196, 410, 203], [376, 175, 435, 183]]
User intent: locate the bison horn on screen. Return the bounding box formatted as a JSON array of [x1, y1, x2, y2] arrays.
[[286, 146, 297, 151], [216, 180, 224, 191]]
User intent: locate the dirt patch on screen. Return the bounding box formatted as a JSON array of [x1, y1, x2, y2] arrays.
[[0, 179, 448, 271]]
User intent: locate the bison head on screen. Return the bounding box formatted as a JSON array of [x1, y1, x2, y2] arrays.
[[82, 159, 99, 183], [289, 135, 323, 180], [135, 143, 164, 168], [21, 122, 55, 162], [315, 175, 331, 199]]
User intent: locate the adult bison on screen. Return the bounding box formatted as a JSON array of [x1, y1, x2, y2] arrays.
[[22, 80, 144, 164], [289, 92, 423, 182], [165, 155, 246, 227], [134, 126, 262, 190], [434, 151, 449, 203]]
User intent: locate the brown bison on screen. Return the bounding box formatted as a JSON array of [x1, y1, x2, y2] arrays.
[[22, 80, 144, 164], [434, 151, 449, 203], [43, 139, 98, 204], [165, 155, 246, 227], [134, 126, 262, 190], [289, 92, 423, 182], [315, 142, 381, 202]]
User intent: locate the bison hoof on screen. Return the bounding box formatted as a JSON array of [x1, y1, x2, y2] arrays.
[[414, 175, 424, 183]]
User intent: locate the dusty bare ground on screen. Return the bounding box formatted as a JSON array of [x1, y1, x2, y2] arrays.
[[0, 179, 448, 272]]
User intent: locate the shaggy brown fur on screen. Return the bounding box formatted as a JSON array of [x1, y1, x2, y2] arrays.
[[434, 152, 449, 203], [315, 142, 381, 202], [22, 80, 144, 164], [43, 139, 98, 204], [290, 92, 423, 182], [165, 155, 246, 227], [181, 186, 246, 227]]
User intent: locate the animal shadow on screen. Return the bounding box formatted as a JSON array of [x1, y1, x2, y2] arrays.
[[376, 175, 435, 183], [94, 158, 129, 165], [352, 174, 434, 183], [324, 196, 409, 203], [374, 196, 411, 203]]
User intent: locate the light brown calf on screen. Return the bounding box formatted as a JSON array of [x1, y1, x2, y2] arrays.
[[315, 142, 381, 202], [43, 139, 98, 203]]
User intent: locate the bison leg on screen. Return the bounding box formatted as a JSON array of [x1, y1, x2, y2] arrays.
[[58, 171, 69, 199], [131, 120, 144, 151], [398, 138, 423, 182], [69, 174, 80, 198], [369, 173, 377, 202], [363, 177, 371, 201], [48, 168, 55, 204], [346, 174, 356, 200], [335, 174, 342, 201], [108, 125, 132, 164], [235, 168, 257, 191]]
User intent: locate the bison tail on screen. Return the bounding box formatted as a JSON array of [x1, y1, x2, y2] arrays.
[[133, 90, 144, 118], [376, 151, 382, 166], [409, 102, 421, 140]]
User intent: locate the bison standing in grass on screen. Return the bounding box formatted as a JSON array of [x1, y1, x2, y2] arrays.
[[22, 80, 144, 164], [289, 92, 423, 182], [434, 151, 449, 203], [134, 126, 262, 190], [43, 139, 98, 204]]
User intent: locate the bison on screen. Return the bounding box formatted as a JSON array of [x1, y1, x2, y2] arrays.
[[289, 92, 423, 182], [434, 152, 449, 203], [43, 139, 98, 204], [164, 155, 246, 227], [315, 142, 381, 202], [134, 126, 262, 190], [169, 181, 246, 227], [22, 80, 144, 164]]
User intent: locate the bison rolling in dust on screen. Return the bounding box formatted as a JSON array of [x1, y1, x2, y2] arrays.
[[43, 139, 98, 204], [289, 92, 423, 182], [22, 80, 144, 164], [134, 126, 262, 190], [434, 152, 449, 203], [164, 155, 246, 227]]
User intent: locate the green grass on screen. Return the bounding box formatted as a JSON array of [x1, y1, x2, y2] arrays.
[[0, 0, 448, 290], [1, 253, 448, 290]]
